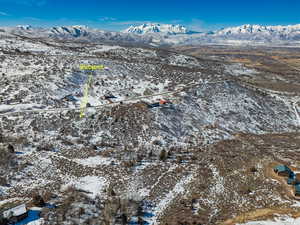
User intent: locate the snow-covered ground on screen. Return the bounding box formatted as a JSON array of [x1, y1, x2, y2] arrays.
[[91, 45, 123, 53], [0, 104, 44, 113], [62, 176, 107, 198], [0, 31, 300, 225], [73, 155, 113, 167], [148, 171, 195, 224], [225, 63, 258, 76]]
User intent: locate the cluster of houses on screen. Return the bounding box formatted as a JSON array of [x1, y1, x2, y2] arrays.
[[274, 164, 300, 197]]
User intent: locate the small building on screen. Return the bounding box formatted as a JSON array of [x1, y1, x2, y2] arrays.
[[147, 102, 160, 108], [287, 176, 295, 185], [273, 165, 293, 177], [295, 184, 300, 197], [294, 173, 300, 185], [287, 172, 300, 185], [159, 99, 168, 105], [148, 99, 171, 109], [62, 95, 77, 102], [103, 95, 117, 104], [2, 204, 27, 223], [104, 95, 117, 100]]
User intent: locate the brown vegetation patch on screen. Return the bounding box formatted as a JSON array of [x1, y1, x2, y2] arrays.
[[222, 207, 300, 225]]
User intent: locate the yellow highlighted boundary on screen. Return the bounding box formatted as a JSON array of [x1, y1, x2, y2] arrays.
[[79, 64, 104, 70], [79, 64, 104, 118], [79, 73, 93, 118]]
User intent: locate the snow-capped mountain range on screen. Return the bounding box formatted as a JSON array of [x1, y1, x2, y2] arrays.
[[214, 24, 300, 41], [123, 23, 193, 35], [1, 23, 300, 46], [3, 25, 152, 44], [123, 23, 300, 39], [50, 25, 90, 37], [217, 24, 300, 35]]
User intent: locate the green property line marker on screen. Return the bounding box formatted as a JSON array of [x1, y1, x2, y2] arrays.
[[79, 64, 104, 118]]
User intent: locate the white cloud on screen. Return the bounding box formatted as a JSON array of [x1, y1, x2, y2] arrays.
[[0, 11, 9, 16], [99, 17, 117, 22]]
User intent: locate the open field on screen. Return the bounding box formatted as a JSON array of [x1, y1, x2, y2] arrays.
[[172, 45, 300, 94]]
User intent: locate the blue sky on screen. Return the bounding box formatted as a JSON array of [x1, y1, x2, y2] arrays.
[[0, 0, 299, 31]]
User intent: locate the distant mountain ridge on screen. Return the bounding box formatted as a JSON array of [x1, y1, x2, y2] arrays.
[[216, 24, 300, 35], [1, 23, 300, 46], [123, 23, 196, 35], [213, 24, 300, 42], [2, 25, 151, 45], [50, 25, 90, 37]]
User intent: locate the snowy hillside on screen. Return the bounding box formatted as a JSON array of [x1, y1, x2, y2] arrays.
[[0, 28, 300, 225]]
